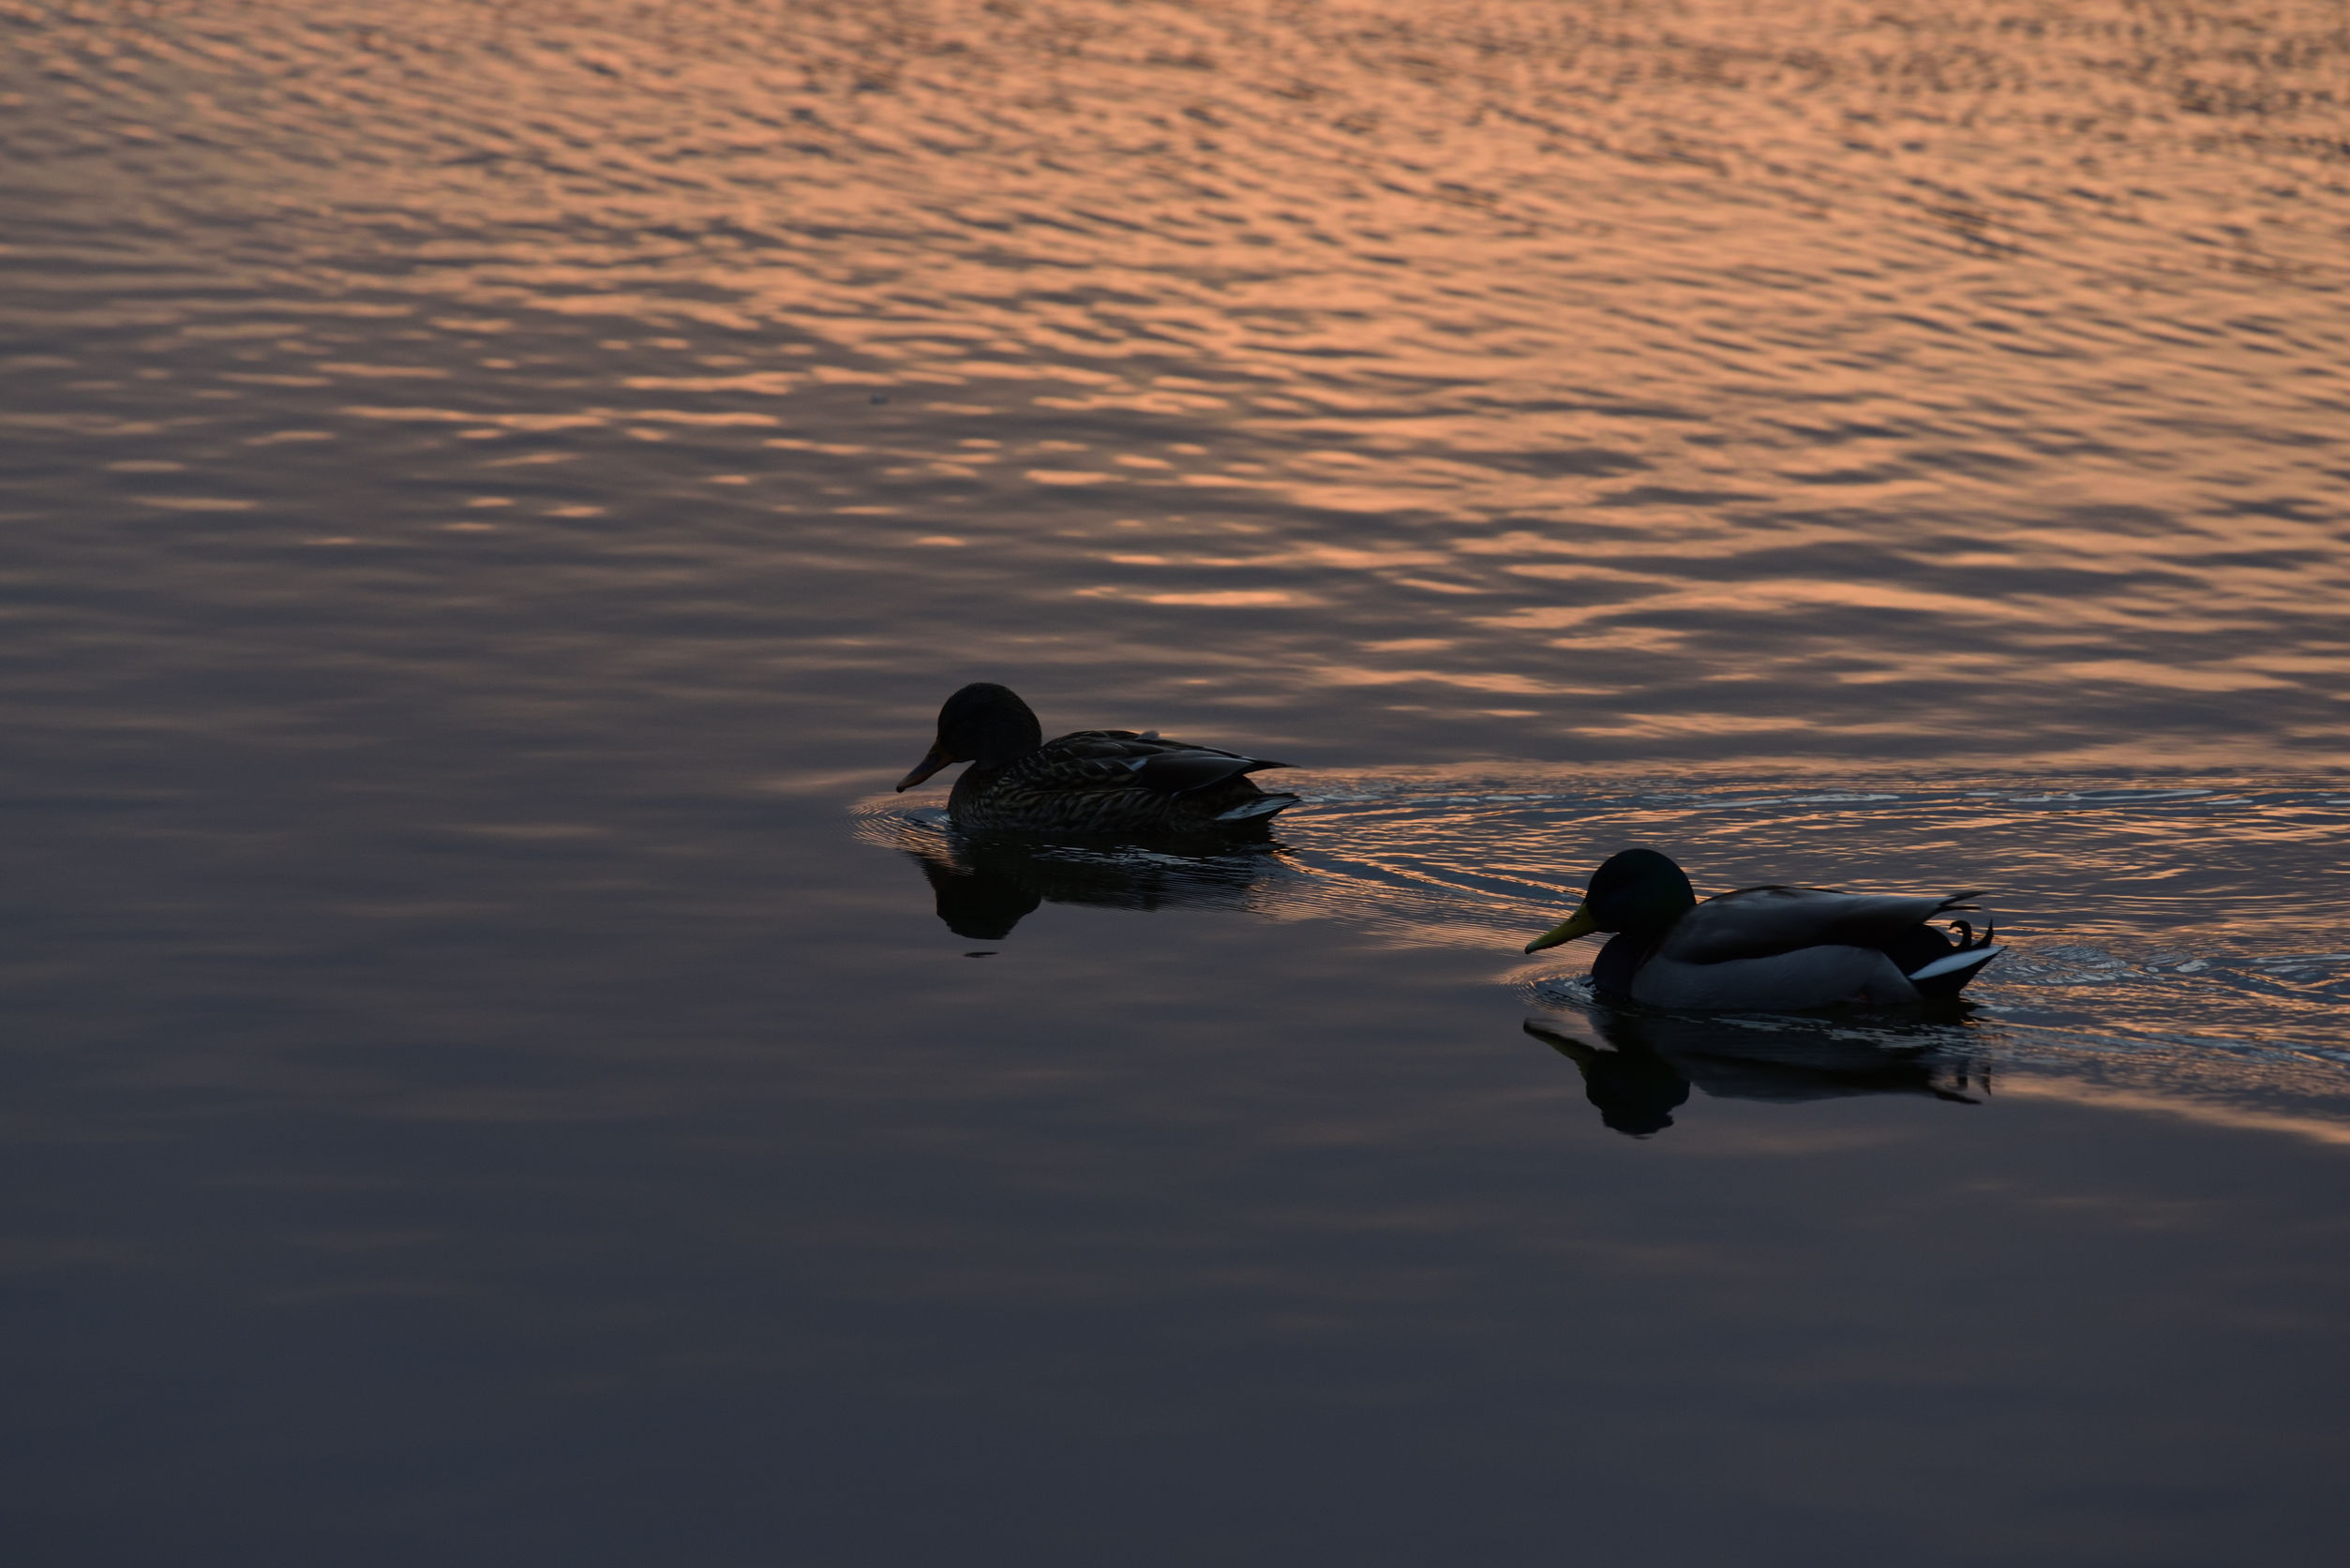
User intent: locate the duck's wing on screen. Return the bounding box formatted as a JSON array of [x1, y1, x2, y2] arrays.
[[1659, 885, 1981, 965], [1035, 730, 1291, 797]]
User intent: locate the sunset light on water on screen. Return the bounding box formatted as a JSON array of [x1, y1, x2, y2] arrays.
[[6, 3, 2350, 1562]]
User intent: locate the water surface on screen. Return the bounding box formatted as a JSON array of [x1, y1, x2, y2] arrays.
[[6, 3, 2350, 1563]]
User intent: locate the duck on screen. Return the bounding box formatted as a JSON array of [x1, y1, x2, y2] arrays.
[[895, 682, 1300, 833], [1522, 847, 2001, 1009]]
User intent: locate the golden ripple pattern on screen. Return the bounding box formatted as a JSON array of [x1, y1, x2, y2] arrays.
[[4, 0, 2349, 769]]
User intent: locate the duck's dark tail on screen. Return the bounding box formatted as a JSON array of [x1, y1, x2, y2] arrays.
[[1892, 917, 2003, 998]]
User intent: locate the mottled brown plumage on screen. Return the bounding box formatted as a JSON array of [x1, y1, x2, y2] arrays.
[[896, 683, 1298, 833]]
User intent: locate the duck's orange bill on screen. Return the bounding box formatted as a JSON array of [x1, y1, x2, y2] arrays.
[[1523, 905, 1599, 954], [895, 741, 956, 792]]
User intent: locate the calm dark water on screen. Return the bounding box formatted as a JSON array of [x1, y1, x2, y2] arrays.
[[6, 2, 2350, 1563]]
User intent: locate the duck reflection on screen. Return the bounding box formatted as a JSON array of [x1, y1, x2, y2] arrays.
[[880, 814, 1295, 940], [1524, 1007, 1983, 1138]]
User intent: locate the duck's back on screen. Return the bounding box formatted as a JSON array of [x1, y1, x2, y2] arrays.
[[1629, 885, 1983, 1009], [948, 729, 1296, 832], [1655, 886, 1965, 966]]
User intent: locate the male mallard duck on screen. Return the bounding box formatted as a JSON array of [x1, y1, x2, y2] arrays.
[[1523, 847, 2001, 1009], [895, 682, 1299, 833]]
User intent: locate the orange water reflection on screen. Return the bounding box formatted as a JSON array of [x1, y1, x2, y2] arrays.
[[9, 0, 2349, 767]]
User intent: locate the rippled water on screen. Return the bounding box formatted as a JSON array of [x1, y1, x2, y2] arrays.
[[11, 0, 2350, 769], [7, 3, 2350, 1564], [868, 773, 2350, 1115]]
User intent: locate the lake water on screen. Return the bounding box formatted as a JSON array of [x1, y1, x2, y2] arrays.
[[5, 2, 2349, 1562]]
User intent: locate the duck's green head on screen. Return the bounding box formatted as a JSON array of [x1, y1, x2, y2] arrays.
[[896, 682, 1046, 790], [1523, 847, 1697, 953]]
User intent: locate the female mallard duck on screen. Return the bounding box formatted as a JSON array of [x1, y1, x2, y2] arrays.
[[895, 682, 1299, 833], [1523, 847, 2001, 1009]]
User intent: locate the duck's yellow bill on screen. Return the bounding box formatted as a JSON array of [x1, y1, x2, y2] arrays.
[[895, 741, 955, 792], [1523, 905, 1599, 954]]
